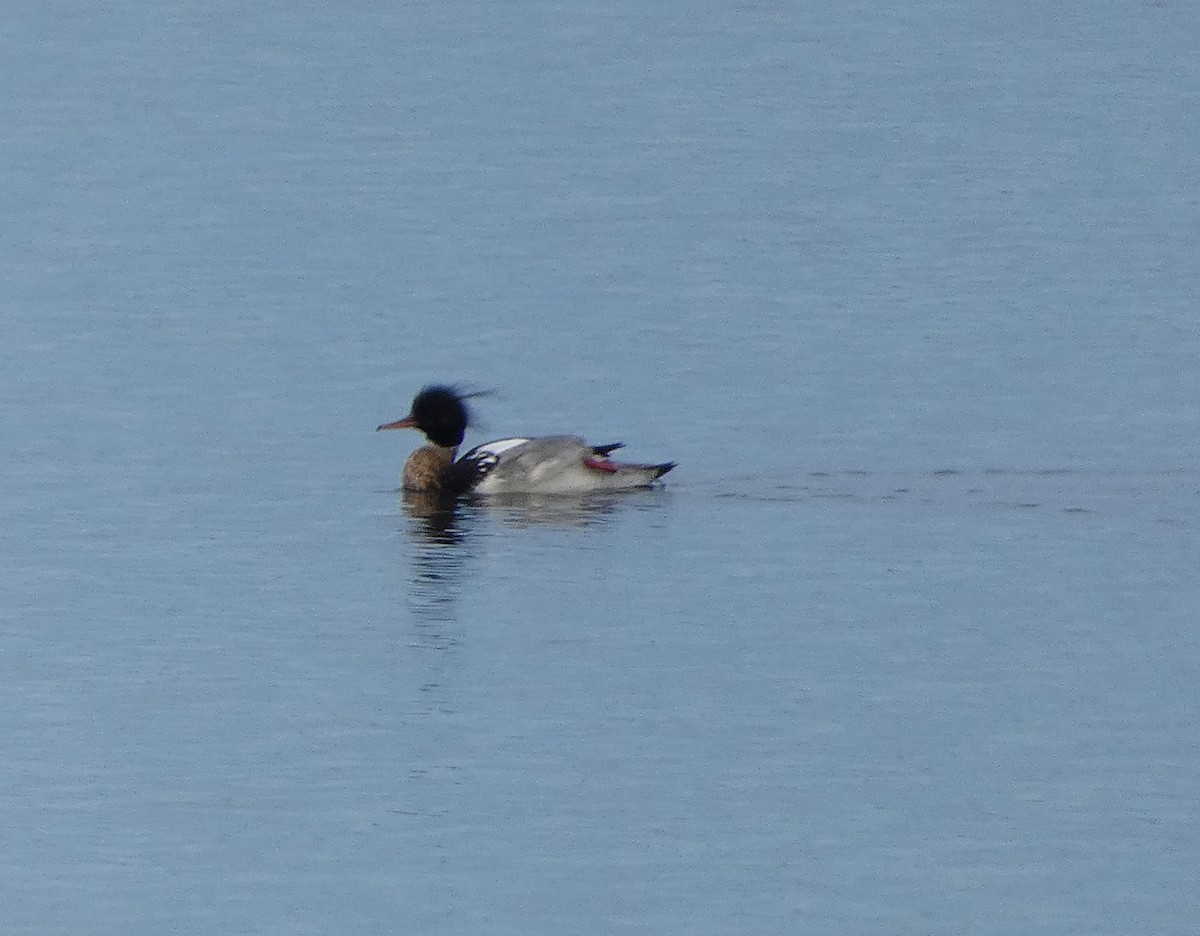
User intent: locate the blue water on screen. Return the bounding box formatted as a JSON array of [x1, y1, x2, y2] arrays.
[[3, 2, 1199, 933]]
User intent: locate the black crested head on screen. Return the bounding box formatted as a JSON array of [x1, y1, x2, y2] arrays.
[[408, 384, 474, 447], [377, 383, 489, 447]]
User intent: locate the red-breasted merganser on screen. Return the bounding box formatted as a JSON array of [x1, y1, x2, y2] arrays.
[[377, 385, 675, 495]]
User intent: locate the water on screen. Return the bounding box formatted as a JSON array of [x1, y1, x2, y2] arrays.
[[3, 1, 1199, 933]]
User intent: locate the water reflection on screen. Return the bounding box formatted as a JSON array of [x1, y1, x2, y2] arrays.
[[472, 492, 628, 529], [401, 492, 476, 636], [399, 489, 669, 634], [405, 489, 665, 537], [402, 490, 469, 545]]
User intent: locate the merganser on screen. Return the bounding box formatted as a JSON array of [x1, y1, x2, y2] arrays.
[[377, 385, 675, 495]]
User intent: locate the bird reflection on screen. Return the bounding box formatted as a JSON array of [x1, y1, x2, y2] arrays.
[[479, 492, 624, 529], [402, 491, 474, 638], [399, 489, 666, 634], [405, 489, 645, 537], [403, 490, 468, 544]]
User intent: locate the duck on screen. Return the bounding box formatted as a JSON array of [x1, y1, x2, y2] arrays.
[[377, 385, 675, 495]]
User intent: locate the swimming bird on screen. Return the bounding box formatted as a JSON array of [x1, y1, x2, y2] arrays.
[[377, 385, 675, 495]]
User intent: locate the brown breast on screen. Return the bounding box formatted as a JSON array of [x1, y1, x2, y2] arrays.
[[402, 445, 455, 492]]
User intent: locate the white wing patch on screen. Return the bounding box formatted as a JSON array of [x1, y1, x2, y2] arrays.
[[463, 438, 530, 459]]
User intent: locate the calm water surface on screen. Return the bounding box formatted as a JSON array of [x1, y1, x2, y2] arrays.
[[3, 1, 1198, 933]]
